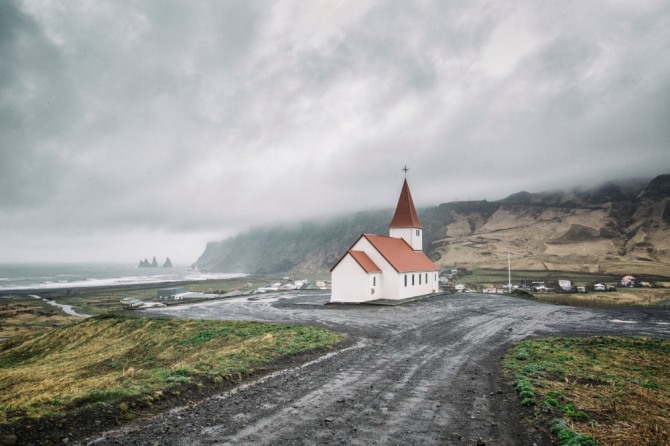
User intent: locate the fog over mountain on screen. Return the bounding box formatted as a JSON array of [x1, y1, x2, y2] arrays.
[[2, 1, 669, 263], [195, 175, 670, 277]]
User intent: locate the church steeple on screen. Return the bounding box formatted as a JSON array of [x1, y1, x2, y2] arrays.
[[389, 178, 423, 251], [389, 179, 423, 229]]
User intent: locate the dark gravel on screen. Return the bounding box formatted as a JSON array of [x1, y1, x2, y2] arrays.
[[8, 291, 670, 445]]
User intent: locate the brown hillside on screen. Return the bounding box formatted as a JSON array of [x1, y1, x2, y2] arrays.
[[430, 176, 670, 276]]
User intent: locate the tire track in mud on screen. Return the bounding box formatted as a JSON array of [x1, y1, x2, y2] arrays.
[[89, 293, 670, 445]]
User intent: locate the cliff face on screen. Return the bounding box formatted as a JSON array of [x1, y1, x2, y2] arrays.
[[429, 175, 670, 276], [194, 175, 670, 276]]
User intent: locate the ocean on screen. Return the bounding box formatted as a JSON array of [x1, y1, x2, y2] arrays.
[[0, 263, 245, 291]]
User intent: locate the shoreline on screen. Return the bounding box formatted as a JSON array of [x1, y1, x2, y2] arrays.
[[0, 277, 254, 298]]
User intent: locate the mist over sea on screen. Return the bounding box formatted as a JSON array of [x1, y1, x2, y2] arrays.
[[0, 263, 245, 291]]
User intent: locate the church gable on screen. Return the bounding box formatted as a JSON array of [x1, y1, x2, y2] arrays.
[[347, 250, 381, 273]]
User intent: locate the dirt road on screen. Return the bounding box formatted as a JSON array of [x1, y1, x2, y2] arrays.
[[89, 292, 670, 445]]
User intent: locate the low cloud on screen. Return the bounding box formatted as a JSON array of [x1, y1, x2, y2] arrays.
[[1, 0, 669, 263]]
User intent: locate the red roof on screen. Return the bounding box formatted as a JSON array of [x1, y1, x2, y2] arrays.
[[363, 234, 437, 273], [348, 250, 381, 273], [389, 179, 423, 229]]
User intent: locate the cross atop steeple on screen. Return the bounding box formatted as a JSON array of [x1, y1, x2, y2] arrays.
[[402, 165, 409, 178]]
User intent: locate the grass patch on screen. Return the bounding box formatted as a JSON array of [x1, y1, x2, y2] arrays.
[[0, 313, 343, 422], [504, 337, 670, 446], [0, 299, 77, 338]]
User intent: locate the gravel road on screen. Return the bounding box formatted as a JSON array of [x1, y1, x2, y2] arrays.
[[86, 291, 670, 445]]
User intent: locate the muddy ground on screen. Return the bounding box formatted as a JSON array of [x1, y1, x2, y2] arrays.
[[9, 291, 670, 445]]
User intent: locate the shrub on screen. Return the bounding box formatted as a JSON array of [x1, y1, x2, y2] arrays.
[[550, 419, 598, 446]]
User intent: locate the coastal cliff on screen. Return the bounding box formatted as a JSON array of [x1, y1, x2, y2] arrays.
[[195, 175, 670, 276]]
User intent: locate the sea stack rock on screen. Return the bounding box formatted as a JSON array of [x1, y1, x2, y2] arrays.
[[162, 257, 173, 268]]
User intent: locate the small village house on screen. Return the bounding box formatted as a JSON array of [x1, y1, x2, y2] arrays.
[[558, 279, 572, 292]]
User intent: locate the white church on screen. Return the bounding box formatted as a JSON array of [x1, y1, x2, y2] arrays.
[[330, 178, 439, 303]]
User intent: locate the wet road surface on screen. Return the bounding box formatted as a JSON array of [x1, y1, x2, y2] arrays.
[[88, 291, 670, 445]]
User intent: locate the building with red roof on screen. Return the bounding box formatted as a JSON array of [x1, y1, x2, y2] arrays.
[[330, 178, 439, 303]]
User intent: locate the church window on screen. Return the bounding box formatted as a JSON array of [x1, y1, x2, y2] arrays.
[[416, 229, 420, 237], [373, 276, 376, 286], [419, 274, 422, 285], [425, 273, 428, 283], [412, 274, 415, 285], [404, 275, 407, 287]]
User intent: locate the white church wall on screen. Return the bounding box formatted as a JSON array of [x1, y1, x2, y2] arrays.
[[395, 270, 438, 300], [331, 254, 375, 303], [369, 272, 382, 299]]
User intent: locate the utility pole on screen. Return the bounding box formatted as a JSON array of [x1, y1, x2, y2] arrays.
[[508, 252, 512, 293]]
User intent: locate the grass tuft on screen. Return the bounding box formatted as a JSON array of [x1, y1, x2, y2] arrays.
[[550, 418, 598, 446]]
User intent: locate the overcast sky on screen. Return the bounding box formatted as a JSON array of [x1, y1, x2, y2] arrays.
[[2, 0, 669, 264]]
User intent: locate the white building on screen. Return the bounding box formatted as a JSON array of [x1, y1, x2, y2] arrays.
[[558, 279, 572, 292], [330, 179, 439, 303]]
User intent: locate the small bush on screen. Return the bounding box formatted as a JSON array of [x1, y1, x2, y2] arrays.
[[519, 390, 535, 399], [516, 379, 533, 391], [521, 396, 536, 406], [550, 418, 598, 446], [545, 397, 559, 407]]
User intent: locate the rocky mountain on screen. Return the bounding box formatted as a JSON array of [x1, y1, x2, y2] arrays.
[[194, 175, 670, 277]]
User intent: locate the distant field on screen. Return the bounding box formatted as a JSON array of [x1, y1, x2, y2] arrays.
[[0, 314, 343, 423], [50, 277, 272, 316], [0, 275, 331, 339], [0, 297, 76, 338], [0, 277, 273, 339]]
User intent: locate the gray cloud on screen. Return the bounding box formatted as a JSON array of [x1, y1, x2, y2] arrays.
[[1, 0, 669, 263]]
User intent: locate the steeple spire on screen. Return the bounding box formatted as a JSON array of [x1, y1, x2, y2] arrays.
[[389, 178, 423, 229]]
